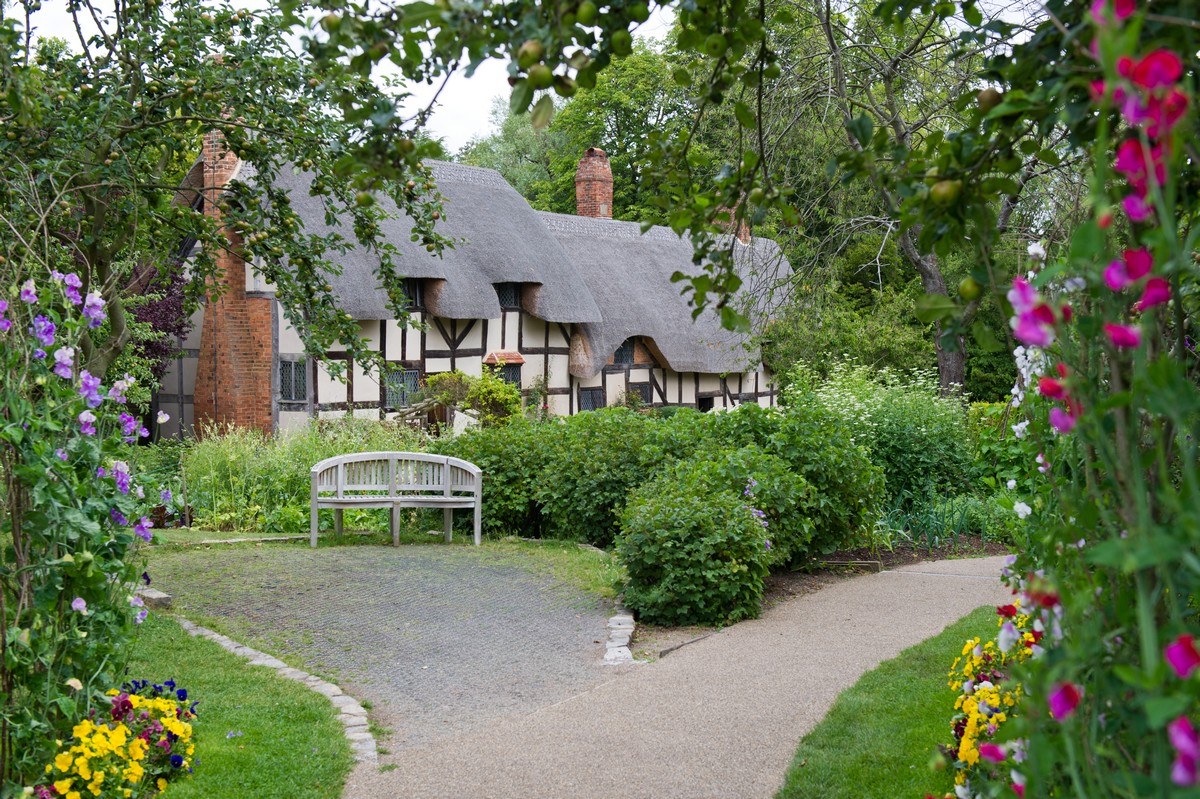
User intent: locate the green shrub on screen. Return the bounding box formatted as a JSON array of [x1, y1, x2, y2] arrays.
[[666, 445, 815, 566], [182, 418, 425, 532], [930, 494, 1021, 544], [710, 403, 884, 553], [787, 360, 972, 508], [618, 472, 769, 625], [966, 401, 1035, 492], [534, 408, 655, 547], [430, 418, 558, 537]]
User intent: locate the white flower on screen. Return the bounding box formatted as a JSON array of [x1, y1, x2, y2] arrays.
[[998, 621, 1019, 653], [1006, 479, 1017, 490], [157, 410, 170, 424], [1064, 276, 1087, 292], [1014, 501, 1032, 519], [1027, 241, 1046, 261], [1012, 420, 1029, 439]]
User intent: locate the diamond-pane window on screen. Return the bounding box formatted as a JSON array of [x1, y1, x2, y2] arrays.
[[495, 283, 520, 309], [280, 360, 307, 402], [579, 387, 606, 411], [631, 383, 652, 404], [385, 368, 421, 408], [614, 338, 636, 365], [500, 364, 522, 385]]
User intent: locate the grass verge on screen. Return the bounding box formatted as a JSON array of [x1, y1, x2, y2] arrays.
[[125, 614, 353, 799], [775, 605, 996, 799]]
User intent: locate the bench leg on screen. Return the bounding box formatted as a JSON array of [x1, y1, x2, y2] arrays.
[[335, 508, 344, 538], [311, 505, 319, 548], [444, 508, 453, 544], [474, 503, 481, 546], [391, 506, 400, 547]]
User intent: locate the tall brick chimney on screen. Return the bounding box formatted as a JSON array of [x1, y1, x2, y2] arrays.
[[575, 147, 613, 219], [192, 129, 276, 436]]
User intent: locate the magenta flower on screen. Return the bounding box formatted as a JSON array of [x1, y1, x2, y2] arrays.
[[78, 411, 97, 436], [1136, 277, 1170, 311], [1050, 407, 1077, 434], [1038, 376, 1066, 400], [71, 597, 88, 614], [978, 742, 1006, 763], [1105, 249, 1153, 292], [1013, 313, 1055, 347], [53, 347, 74, 379], [1104, 323, 1143, 349], [1169, 716, 1198, 786], [1048, 682, 1082, 720], [19, 279, 37, 303], [1165, 634, 1200, 679], [1115, 140, 1166, 194], [1090, 0, 1135, 26], [1007, 276, 1038, 314], [1130, 50, 1183, 91], [1123, 193, 1153, 222]]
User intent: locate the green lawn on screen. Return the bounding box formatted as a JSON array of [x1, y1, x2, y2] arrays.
[[776, 605, 996, 799], [124, 614, 353, 799]]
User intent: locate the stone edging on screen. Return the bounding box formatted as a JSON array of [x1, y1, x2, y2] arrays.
[[603, 599, 637, 665], [172, 617, 378, 766]]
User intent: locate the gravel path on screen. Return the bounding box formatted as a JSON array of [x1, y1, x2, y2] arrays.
[[341, 556, 1011, 799], [145, 545, 614, 749]]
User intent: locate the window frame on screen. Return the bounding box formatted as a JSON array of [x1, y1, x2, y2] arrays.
[[383, 365, 423, 410], [579, 386, 606, 411], [279, 358, 308, 404], [613, 337, 636, 365], [495, 282, 521, 310]]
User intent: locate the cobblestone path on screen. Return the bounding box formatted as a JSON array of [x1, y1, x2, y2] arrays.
[[146, 544, 613, 749]]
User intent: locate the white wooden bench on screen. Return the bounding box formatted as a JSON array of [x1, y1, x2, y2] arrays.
[[310, 452, 482, 548]]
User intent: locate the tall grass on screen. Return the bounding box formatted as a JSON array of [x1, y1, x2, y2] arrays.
[[182, 419, 427, 533]]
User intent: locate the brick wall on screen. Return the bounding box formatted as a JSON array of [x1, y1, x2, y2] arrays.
[[574, 147, 613, 219], [192, 131, 276, 436]]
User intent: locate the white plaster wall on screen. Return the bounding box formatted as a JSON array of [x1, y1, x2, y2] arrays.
[[279, 410, 310, 433]]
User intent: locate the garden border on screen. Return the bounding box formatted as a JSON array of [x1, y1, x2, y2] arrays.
[[172, 616, 378, 766]]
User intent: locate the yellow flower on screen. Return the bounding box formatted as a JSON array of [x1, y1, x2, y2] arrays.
[[157, 778, 168, 791], [53, 779, 73, 794], [54, 752, 73, 771]]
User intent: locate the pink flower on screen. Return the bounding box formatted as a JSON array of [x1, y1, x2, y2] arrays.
[[1169, 716, 1199, 786], [1146, 89, 1189, 138], [1104, 248, 1154, 291], [1115, 140, 1166, 194], [1131, 50, 1183, 91], [1136, 277, 1170, 311], [1123, 193, 1154, 222], [1104, 323, 1143, 349], [1013, 313, 1055, 347], [979, 742, 1007, 763], [1007, 276, 1037, 314], [1090, 0, 1135, 26], [1049, 682, 1082, 720], [1050, 407, 1077, 433], [1165, 634, 1200, 679], [1013, 785, 1025, 798], [71, 597, 87, 614]]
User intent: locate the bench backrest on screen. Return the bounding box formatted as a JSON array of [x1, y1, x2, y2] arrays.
[[311, 452, 481, 498]]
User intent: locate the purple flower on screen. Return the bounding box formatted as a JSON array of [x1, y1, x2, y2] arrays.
[[55, 448, 68, 461], [71, 597, 87, 614], [53, 347, 74, 379], [1169, 716, 1199, 786], [63, 272, 83, 305], [133, 516, 154, 541], [130, 595, 144, 608], [0, 300, 10, 333], [119, 412, 138, 443], [82, 292, 106, 328], [108, 374, 134, 403], [161, 489, 173, 503], [141, 571, 151, 586], [764, 539, 772, 550], [19, 279, 37, 304], [112, 461, 132, 494], [31, 315, 55, 347], [97, 467, 107, 478], [33, 349, 45, 359], [78, 411, 97, 436], [79, 370, 104, 408], [111, 508, 128, 526], [135, 609, 148, 624]]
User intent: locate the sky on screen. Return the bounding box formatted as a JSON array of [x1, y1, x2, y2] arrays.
[[25, 0, 675, 153]]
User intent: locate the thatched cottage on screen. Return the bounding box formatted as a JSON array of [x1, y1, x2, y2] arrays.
[[156, 143, 788, 437]]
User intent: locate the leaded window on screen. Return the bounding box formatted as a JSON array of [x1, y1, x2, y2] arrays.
[[579, 387, 606, 411], [495, 282, 521, 309], [280, 360, 307, 402], [630, 383, 652, 404], [500, 363, 522, 385], [614, 338, 636, 365], [385, 367, 421, 409]]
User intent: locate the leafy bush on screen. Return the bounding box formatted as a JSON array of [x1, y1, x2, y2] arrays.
[[534, 408, 655, 547], [430, 418, 558, 537], [426, 367, 522, 428], [618, 472, 769, 626], [787, 360, 972, 507], [966, 401, 1037, 493], [182, 418, 425, 532], [666, 446, 815, 566], [710, 402, 884, 553]]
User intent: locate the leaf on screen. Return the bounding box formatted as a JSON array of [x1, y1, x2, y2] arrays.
[[971, 320, 1004, 352], [846, 113, 873, 146], [530, 95, 554, 130], [1145, 695, 1190, 728], [963, 3, 983, 25], [914, 293, 959, 323], [734, 102, 755, 129], [509, 81, 534, 115]]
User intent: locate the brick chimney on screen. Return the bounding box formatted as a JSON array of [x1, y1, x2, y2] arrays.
[[575, 147, 613, 219], [192, 129, 276, 436]]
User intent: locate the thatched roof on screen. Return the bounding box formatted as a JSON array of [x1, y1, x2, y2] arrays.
[[254, 161, 601, 323], [537, 213, 788, 378]]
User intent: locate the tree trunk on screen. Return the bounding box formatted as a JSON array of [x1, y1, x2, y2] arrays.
[[898, 229, 966, 394]]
